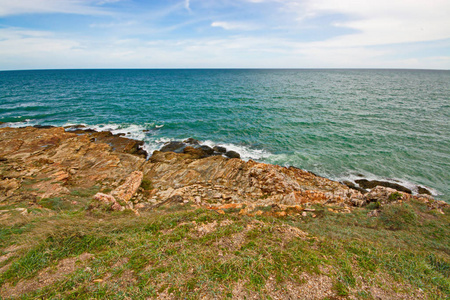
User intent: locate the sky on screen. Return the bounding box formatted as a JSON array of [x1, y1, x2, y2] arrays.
[[0, 0, 449, 70]]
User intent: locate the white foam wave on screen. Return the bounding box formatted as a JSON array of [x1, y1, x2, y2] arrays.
[[201, 140, 271, 161], [0, 119, 37, 128]]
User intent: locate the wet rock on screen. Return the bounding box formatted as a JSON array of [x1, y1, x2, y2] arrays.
[[64, 124, 86, 130], [33, 125, 55, 129], [342, 180, 368, 194], [418, 186, 432, 195], [199, 145, 214, 155], [213, 146, 227, 153], [184, 138, 200, 145], [160, 141, 185, 153], [355, 179, 412, 194], [225, 150, 240, 159], [183, 146, 210, 159]]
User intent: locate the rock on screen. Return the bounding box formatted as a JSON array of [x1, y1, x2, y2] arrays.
[[364, 186, 410, 203], [183, 146, 210, 159], [367, 210, 380, 217], [418, 186, 432, 195], [111, 171, 143, 202], [199, 145, 214, 155], [33, 125, 55, 129], [355, 179, 412, 194], [92, 193, 124, 211], [0, 178, 20, 198], [184, 138, 200, 145], [160, 141, 185, 153], [225, 150, 240, 159], [94, 193, 116, 204], [213, 146, 227, 153], [342, 180, 368, 193]]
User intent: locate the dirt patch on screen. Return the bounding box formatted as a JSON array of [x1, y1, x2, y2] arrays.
[[0, 252, 94, 298], [274, 224, 309, 241], [352, 273, 428, 300], [263, 273, 335, 300]]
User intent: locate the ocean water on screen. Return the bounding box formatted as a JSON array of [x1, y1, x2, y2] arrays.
[[0, 69, 449, 201]]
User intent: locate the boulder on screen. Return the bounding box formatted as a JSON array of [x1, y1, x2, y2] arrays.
[[92, 193, 124, 211], [225, 150, 240, 159], [364, 186, 410, 203], [111, 171, 143, 202], [213, 146, 227, 153], [183, 146, 209, 159], [184, 138, 200, 145], [160, 141, 185, 153], [199, 145, 214, 155]]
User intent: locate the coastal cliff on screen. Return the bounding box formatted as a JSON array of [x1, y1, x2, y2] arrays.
[[0, 126, 449, 299]]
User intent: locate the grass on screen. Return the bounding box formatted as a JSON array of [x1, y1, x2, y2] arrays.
[[0, 200, 449, 299]]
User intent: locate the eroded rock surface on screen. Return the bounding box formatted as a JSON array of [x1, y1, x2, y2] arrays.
[[0, 126, 447, 215]]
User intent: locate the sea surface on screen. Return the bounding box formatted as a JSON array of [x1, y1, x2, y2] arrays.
[[1, 69, 449, 201]]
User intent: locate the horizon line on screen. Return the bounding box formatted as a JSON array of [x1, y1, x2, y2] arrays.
[[1, 67, 449, 72]]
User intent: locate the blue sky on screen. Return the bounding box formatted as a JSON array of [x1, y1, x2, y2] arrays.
[[0, 0, 449, 70]]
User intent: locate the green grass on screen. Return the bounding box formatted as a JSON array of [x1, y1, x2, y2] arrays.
[[0, 201, 449, 299]]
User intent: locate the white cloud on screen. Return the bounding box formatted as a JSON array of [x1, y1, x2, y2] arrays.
[[211, 21, 258, 31], [0, 0, 116, 16], [184, 0, 191, 12], [293, 0, 450, 46]]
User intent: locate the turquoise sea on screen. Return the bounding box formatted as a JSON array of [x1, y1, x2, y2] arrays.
[[0, 69, 449, 201]]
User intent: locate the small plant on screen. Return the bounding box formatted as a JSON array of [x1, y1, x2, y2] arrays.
[[388, 192, 403, 201], [140, 178, 153, 191], [379, 204, 417, 230], [366, 201, 381, 210]]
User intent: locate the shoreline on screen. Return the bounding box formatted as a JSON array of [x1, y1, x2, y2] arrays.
[[0, 123, 442, 201], [0, 125, 446, 214]]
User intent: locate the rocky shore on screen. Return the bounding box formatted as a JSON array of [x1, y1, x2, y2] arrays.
[[1, 125, 446, 216], [1, 125, 449, 299]]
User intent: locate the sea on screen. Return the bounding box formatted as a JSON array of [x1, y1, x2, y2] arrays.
[[0, 69, 449, 202]]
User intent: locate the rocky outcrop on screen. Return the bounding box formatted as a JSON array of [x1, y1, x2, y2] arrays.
[[111, 171, 143, 203], [0, 126, 447, 216]]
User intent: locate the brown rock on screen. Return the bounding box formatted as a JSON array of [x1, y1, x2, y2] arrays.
[[364, 186, 410, 203], [112, 171, 143, 202], [94, 193, 116, 204]]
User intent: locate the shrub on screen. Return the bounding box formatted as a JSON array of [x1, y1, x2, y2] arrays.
[[379, 204, 417, 230]]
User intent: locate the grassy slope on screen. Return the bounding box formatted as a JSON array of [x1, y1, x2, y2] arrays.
[[0, 193, 449, 299]]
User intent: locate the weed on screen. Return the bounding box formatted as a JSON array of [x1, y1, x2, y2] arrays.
[[388, 192, 403, 201], [140, 179, 153, 191], [379, 204, 417, 230]]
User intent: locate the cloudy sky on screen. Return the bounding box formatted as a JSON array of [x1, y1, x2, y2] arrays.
[[0, 0, 449, 70]]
